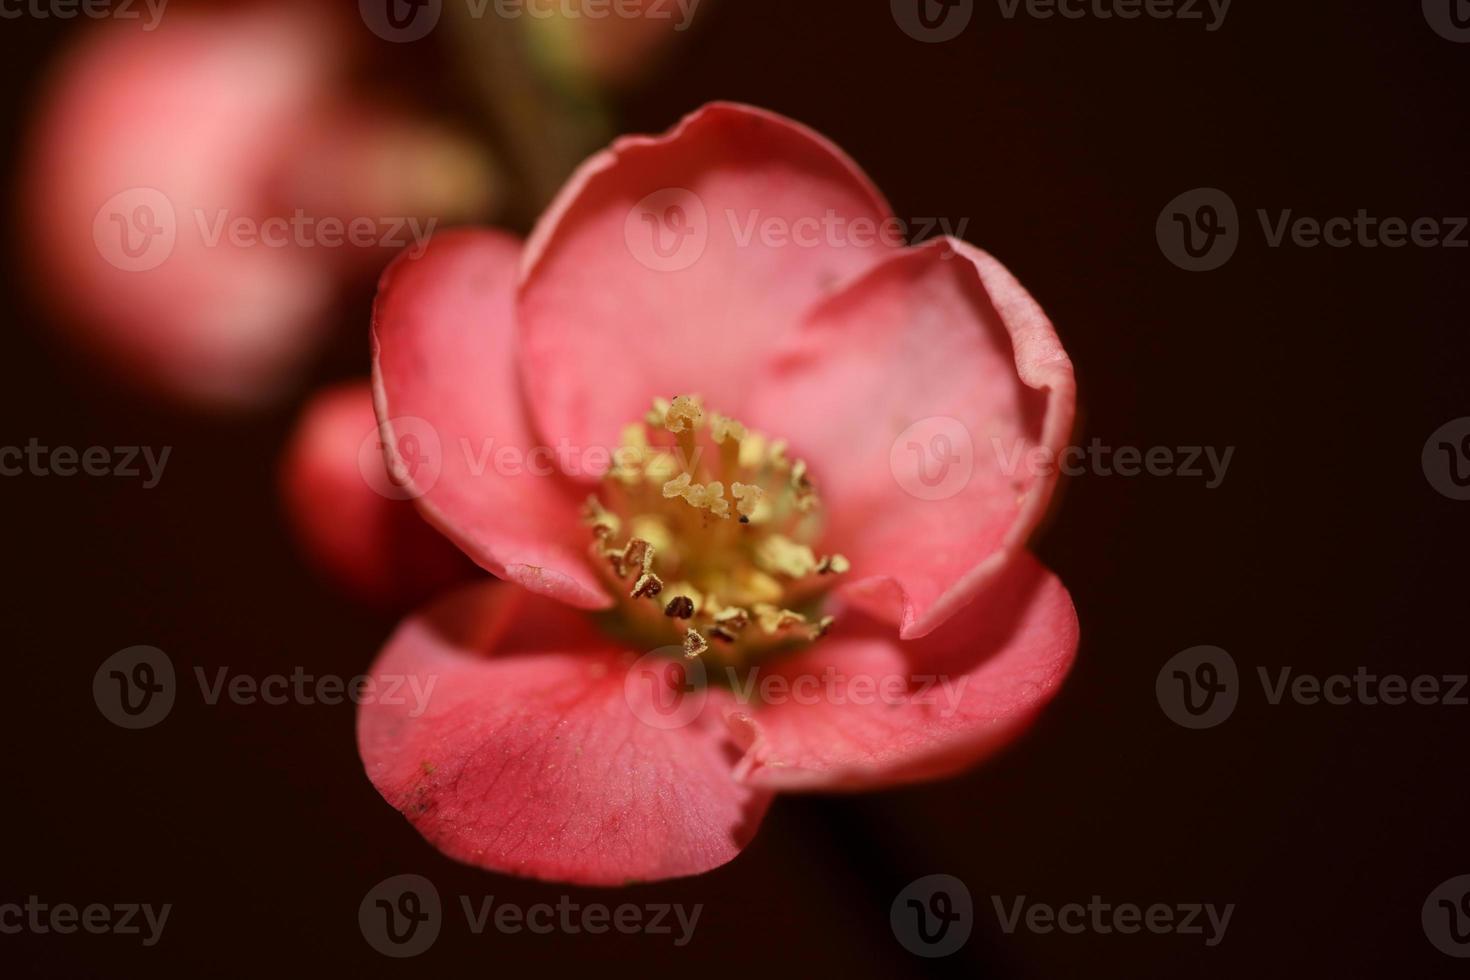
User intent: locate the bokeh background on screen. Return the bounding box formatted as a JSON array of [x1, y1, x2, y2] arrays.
[[3, 0, 1468, 976]]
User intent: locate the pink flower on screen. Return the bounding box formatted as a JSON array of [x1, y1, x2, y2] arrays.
[[24, 2, 492, 409], [346, 104, 1078, 884]]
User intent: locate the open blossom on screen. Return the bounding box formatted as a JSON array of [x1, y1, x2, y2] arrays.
[[337, 103, 1078, 884], [24, 1, 493, 408]]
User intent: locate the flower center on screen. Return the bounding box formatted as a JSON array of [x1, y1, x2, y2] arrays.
[[583, 395, 848, 666]]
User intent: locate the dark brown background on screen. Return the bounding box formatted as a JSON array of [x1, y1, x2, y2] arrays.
[[3, 0, 1468, 976]]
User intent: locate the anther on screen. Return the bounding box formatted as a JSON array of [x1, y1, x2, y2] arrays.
[[663, 395, 703, 433], [731, 482, 765, 519], [632, 572, 663, 599], [816, 554, 851, 575]]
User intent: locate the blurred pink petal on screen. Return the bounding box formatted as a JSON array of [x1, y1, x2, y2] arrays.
[[280, 380, 474, 608], [25, 2, 492, 409]]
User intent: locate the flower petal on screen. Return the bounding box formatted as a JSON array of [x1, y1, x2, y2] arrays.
[[517, 102, 897, 455], [279, 380, 476, 607], [724, 553, 1077, 791], [372, 228, 610, 609], [25, 6, 347, 408], [358, 582, 772, 885], [748, 237, 1076, 638]]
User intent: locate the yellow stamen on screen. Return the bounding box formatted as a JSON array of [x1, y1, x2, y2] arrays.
[[586, 398, 848, 665]]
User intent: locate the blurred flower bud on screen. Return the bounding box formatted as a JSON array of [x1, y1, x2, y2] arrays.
[[23, 1, 497, 410]]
